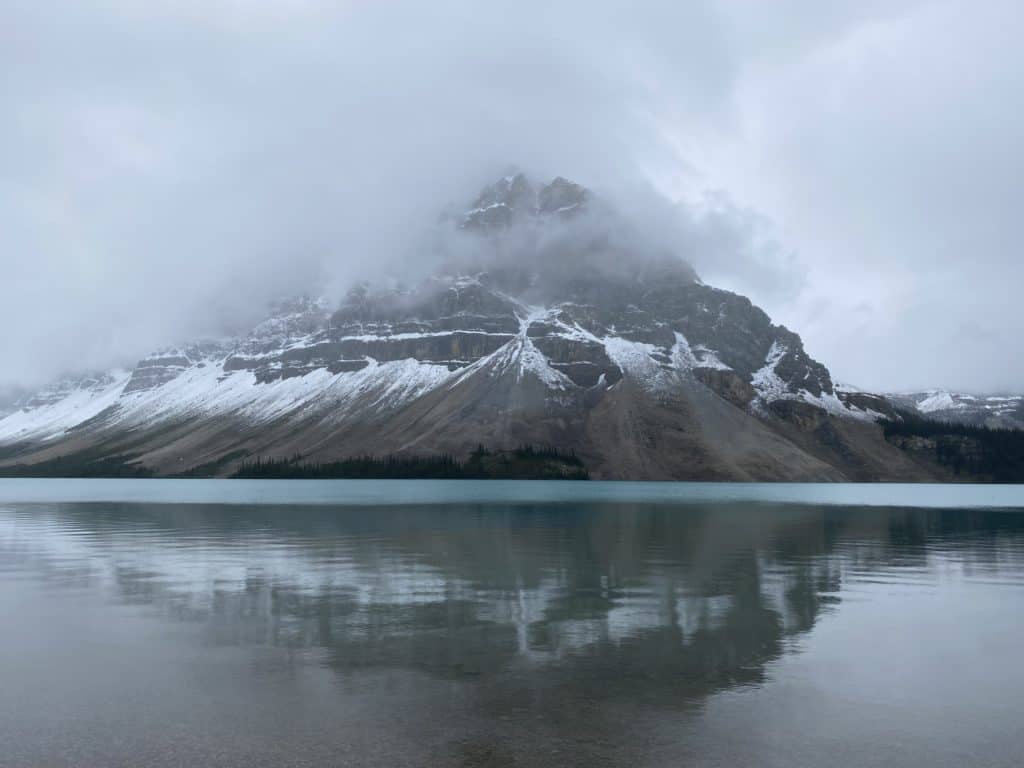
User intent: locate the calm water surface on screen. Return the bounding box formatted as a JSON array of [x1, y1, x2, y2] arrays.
[[2, 480, 1023, 767]]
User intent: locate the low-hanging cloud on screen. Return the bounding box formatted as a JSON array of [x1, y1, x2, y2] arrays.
[[2, 0, 1022, 393]]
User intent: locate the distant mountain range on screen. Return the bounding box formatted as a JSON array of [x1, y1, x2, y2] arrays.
[[886, 391, 1024, 430], [1, 174, 1020, 481]]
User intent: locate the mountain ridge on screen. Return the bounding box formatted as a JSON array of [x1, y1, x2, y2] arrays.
[[0, 174, 1013, 480]]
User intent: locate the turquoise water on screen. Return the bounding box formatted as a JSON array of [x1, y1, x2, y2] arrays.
[[1, 480, 1023, 766], [1, 477, 1023, 507]]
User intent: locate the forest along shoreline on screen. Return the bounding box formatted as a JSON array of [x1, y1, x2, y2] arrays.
[[2, 414, 1024, 481], [0, 445, 590, 480]]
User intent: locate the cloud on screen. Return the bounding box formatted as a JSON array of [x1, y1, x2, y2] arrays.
[[1, 0, 1022, 393], [0, 0, 739, 387], [680, 0, 1024, 391]]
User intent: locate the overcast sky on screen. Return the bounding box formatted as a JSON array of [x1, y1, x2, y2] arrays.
[[2, 0, 1022, 393]]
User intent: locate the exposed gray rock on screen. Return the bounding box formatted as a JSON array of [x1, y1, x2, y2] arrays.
[[838, 391, 900, 420], [693, 368, 755, 408], [125, 342, 233, 393], [461, 173, 537, 230], [538, 176, 588, 217]]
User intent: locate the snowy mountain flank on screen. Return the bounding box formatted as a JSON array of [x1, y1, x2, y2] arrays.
[[887, 391, 1024, 430], [0, 175, 1005, 481]]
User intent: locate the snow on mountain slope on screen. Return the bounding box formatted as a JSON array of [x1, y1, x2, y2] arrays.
[[888, 390, 1024, 429], [492, 306, 575, 390], [0, 371, 131, 443], [751, 341, 789, 405], [747, 343, 872, 421], [105, 354, 456, 432], [0, 303, 874, 452], [0, 284, 876, 449], [918, 391, 957, 413]]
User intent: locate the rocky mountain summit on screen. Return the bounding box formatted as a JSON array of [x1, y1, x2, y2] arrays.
[[0, 174, 995, 480], [461, 174, 588, 230]]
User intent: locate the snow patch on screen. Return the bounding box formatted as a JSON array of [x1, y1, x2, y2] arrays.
[[512, 308, 574, 389], [750, 342, 789, 404], [917, 391, 959, 413], [671, 332, 730, 371], [445, 305, 574, 392], [751, 343, 875, 422], [110, 357, 455, 428], [602, 337, 663, 385]]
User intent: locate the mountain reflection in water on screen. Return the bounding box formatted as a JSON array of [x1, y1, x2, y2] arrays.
[[2, 497, 1023, 767]]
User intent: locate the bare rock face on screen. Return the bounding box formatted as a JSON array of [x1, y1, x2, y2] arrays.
[[693, 368, 755, 408], [0, 173, 941, 481], [461, 174, 537, 230], [461, 173, 590, 231], [839, 391, 900, 420], [537, 176, 588, 216], [768, 400, 829, 431], [124, 346, 227, 393]]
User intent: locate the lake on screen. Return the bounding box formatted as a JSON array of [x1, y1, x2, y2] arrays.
[[2, 479, 1023, 767]]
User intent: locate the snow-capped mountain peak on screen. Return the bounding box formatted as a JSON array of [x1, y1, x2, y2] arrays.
[[0, 173, 971, 481]]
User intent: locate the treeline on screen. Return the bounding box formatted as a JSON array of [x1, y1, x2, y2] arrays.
[[0, 452, 153, 478], [232, 453, 465, 479], [882, 412, 1024, 482], [231, 445, 588, 480]]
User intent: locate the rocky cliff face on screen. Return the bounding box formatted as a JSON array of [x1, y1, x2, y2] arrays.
[[0, 174, 951, 480]]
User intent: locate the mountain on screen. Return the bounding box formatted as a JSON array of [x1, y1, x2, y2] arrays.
[[888, 391, 1024, 430], [0, 174, 1001, 481]]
